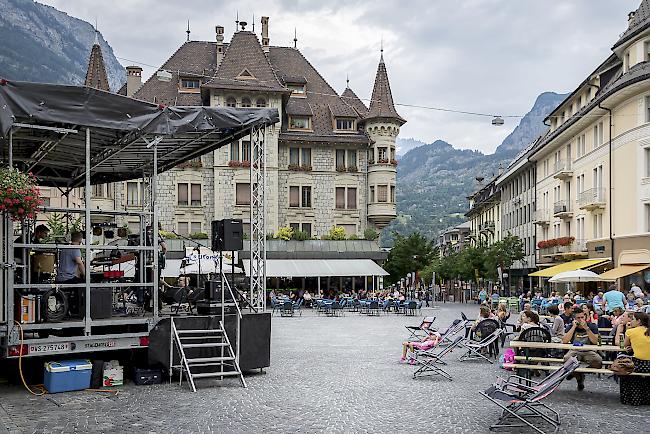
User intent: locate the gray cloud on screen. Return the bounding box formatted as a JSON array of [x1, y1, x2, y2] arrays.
[[39, 0, 641, 153]]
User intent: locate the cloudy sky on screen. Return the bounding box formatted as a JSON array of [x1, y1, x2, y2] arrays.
[[41, 0, 641, 153]]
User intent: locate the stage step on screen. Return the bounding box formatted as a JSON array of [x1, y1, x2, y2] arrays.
[[187, 356, 235, 364], [177, 329, 224, 335], [192, 371, 241, 379], [170, 318, 246, 392], [183, 343, 229, 349]]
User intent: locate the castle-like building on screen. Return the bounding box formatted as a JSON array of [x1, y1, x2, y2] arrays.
[[86, 18, 404, 239]]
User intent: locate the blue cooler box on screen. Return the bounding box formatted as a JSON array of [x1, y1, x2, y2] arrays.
[[44, 360, 92, 393]]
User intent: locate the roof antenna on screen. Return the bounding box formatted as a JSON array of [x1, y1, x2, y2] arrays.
[[346, 73, 349, 88], [252, 13, 255, 32], [186, 20, 191, 42], [235, 11, 239, 32], [380, 36, 384, 62], [293, 27, 298, 49]]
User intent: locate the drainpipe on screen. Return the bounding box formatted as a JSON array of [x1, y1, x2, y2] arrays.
[[599, 103, 614, 267]]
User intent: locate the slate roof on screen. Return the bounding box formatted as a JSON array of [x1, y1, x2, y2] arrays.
[[202, 31, 286, 93], [133, 41, 220, 105], [84, 42, 110, 92], [613, 0, 650, 49], [366, 56, 405, 125], [268, 46, 368, 144], [341, 87, 369, 118]]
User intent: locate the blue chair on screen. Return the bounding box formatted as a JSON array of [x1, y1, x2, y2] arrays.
[[293, 298, 303, 316], [280, 301, 294, 317]]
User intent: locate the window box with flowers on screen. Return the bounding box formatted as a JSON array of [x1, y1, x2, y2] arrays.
[[336, 165, 347, 172], [537, 236, 575, 249], [390, 159, 398, 167], [288, 164, 312, 172], [347, 166, 358, 173], [377, 159, 389, 164], [0, 169, 43, 221]]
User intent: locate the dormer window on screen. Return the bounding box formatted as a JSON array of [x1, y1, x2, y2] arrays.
[[241, 98, 252, 108], [288, 115, 311, 130], [256, 98, 267, 108], [180, 78, 200, 92], [335, 118, 355, 131], [287, 83, 306, 97], [226, 97, 237, 107]]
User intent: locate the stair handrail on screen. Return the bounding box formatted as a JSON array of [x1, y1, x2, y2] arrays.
[[171, 317, 197, 392]]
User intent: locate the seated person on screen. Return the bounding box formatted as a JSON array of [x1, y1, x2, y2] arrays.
[[55, 232, 85, 284], [400, 331, 441, 364], [562, 310, 602, 391], [581, 303, 599, 323], [560, 302, 575, 326], [496, 303, 509, 323], [614, 311, 633, 347], [633, 298, 646, 312], [517, 303, 532, 328], [593, 291, 605, 313], [620, 311, 650, 406], [546, 305, 565, 342], [515, 310, 541, 339]]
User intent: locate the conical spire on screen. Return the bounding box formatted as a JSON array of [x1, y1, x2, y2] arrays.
[[366, 54, 405, 125], [84, 29, 110, 91]]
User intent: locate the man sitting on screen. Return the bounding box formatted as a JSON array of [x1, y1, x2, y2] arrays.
[[55, 232, 85, 284], [560, 302, 574, 326], [562, 310, 602, 391], [517, 303, 532, 329]]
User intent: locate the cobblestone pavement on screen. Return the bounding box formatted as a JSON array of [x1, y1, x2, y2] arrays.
[[0, 304, 647, 433]]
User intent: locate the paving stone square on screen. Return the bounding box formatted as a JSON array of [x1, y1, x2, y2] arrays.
[[0, 304, 646, 433]]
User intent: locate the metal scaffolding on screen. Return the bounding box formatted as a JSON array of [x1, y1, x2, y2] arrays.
[[249, 125, 267, 312]]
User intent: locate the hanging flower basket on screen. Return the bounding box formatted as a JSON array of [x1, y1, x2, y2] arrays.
[[0, 169, 43, 221]]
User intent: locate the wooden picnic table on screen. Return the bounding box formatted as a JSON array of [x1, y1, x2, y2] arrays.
[[509, 341, 620, 352]]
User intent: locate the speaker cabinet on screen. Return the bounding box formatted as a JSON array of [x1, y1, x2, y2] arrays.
[[211, 219, 243, 251]]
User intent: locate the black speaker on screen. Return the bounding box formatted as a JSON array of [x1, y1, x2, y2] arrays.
[[211, 219, 243, 251], [205, 280, 221, 301]]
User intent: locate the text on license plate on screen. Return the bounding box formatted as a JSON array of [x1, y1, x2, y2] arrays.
[[29, 343, 71, 354]]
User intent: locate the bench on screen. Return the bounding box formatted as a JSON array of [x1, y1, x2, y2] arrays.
[[505, 362, 650, 377], [514, 356, 613, 365]]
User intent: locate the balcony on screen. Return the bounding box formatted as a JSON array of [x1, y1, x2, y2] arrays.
[[538, 237, 588, 260], [553, 159, 573, 180], [479, 221, 495, 233], [553, 200, 573, 219], [578, 188, 606, 211], [367, 202, 396, 229], [532, 209, 549, 226]]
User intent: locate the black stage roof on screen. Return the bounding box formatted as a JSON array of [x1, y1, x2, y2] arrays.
[[0, 80, 279, 187]]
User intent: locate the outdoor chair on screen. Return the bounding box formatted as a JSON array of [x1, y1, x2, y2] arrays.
[[416, 300, 423, 314], [458, 324, 503, 363], [330, 300, 345, 317], [349, 299, 360, 313], [480, 356, 580, 434], [515, 326, 553, 373], [410, 335, 464, 381], [405, 316, 437, 341], [405, 301, 417, 316], [368, 300, 381, 316], [270, 297, 281, 316], [292, 298, 303, 316], [280, 301, 294, 317]]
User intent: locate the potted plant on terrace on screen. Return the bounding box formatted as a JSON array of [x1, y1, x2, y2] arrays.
[[0, 169, 43, 221]]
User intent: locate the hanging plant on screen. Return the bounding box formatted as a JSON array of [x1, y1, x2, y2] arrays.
[[0, 169, 43, 221]]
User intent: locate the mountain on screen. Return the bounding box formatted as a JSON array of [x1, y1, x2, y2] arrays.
[[0, 0, 125, 91], [395, 137, 427, 157], [385, 91, 567, 244]]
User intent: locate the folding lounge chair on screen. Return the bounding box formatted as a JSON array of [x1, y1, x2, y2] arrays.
[[405, 316, 437, 341], [458, 327, 504, 363], [480, 357, 580, 434], [411, 335, 465, 381]]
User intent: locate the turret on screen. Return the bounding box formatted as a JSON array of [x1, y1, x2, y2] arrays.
[[365, 53, 405, 229]]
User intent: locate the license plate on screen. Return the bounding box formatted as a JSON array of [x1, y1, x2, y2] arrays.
[[29, 343, 71, 354]]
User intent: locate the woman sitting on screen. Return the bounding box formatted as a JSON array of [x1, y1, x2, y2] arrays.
[[400, 331, 441, 364], [582, 303, 599, 323], [547, 305, 565, 342], [495, 303, 509, 323], [620, 312, 650, 406], [514, 310, 540, 339]]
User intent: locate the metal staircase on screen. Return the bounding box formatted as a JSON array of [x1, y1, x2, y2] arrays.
[[169, 272, 246, 392]]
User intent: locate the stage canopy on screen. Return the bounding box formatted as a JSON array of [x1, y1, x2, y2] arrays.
[[243, 259, 389, 278], [0, 80, 279, 187]]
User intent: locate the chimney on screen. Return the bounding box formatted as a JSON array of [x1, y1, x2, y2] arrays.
[[628, 11, 636, 27], [261, 16, 269, 53], [125, 66, 142, 97], [215, 25, 225, 67]]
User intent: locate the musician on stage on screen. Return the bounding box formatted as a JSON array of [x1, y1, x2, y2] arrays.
[[14, 224, 50, 283], [55, 232, 85, 284]]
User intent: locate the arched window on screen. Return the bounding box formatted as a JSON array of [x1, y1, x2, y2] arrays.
[[226, 97, 237, 107], [241, 98, 252, 108], [256, 98, 267, 108]]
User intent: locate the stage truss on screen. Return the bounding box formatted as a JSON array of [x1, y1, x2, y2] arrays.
[[249, 125, 267, 312]]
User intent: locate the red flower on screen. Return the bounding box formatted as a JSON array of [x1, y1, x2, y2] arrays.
[[17, 208, 24, 215]]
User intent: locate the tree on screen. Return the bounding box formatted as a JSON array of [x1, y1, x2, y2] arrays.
[[383, 232, 436, 285], [484, 234, 525, 281]]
